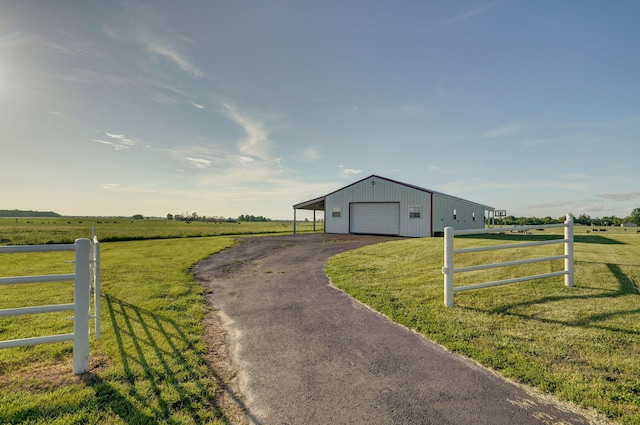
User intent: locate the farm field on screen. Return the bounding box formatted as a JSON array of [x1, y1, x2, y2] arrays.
[[0, 221, 638, 423], [0, 219, 320, 424], [327, 226, 640, 424], [0, 216, 320, 245]]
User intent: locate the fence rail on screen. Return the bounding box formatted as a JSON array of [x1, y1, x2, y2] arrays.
[[443, 214, 574, 307], [0, 235, 100, 374]]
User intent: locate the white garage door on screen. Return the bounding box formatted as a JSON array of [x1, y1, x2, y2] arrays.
[[350, 202, 400, 235]]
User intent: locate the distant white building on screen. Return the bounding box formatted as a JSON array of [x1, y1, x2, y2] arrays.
[[293, 174, 494, 237], [621, 222, 638, 227]]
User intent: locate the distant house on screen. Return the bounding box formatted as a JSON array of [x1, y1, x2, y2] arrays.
[[293, 174, 494, 237], [621, 223, 638, 227]]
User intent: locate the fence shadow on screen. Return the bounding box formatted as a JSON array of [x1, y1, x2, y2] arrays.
[[465, 262, 640, 336], [88, 294, 257, 424], [460, 233, 625, 245]]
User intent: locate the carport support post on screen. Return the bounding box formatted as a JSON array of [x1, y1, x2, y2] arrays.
[[293, 208, 297, 234], [443, 227, 454, 307]]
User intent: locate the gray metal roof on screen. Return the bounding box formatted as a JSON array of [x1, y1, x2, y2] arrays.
[[293, 175, 494, 211], [293, 196, 326, 211]]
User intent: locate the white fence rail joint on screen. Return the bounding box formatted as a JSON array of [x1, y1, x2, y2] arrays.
[[0, 235, 101, 374], [443, 214, 574, 308]]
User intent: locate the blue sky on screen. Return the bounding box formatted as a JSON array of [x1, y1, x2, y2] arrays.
[[2, 1, 639, 220]]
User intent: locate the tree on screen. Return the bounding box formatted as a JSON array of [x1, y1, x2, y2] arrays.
[[237, 214, 271, 222], [167, 213, 174, 221], [132, 214, 144, 220], [575, 214, 591, 225], [630, 208, 640, 225]]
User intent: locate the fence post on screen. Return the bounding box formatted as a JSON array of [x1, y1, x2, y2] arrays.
[[443, 227, 454, 307], [564, 214, 574, 287], [91, 229, 101, 340], [73, 238, 91, 374]]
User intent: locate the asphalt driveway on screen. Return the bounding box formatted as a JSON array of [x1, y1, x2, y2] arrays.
[[194, 233, 608, 425]]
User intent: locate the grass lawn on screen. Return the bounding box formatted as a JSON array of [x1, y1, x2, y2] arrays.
[[1, 221, 638, 423], [0, 236, 236, 424], [327, 226, 640, 424]]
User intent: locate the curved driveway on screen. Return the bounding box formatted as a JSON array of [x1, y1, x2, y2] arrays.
[[194, 234, 606, 425]]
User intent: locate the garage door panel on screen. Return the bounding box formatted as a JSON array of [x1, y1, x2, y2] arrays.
[[350, 203, 400, 235]]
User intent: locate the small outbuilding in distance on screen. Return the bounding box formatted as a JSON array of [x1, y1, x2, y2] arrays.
[[293, 174, 495, 237]]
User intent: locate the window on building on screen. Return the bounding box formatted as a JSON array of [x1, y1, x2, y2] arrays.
[[472, 212, 476, 221], [453, 209, 457, 220], [332, 207, 341, 218], [409, 206, 421, 218]]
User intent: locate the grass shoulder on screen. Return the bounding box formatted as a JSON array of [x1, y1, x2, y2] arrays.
[[0, 236, 236, 424], [327, 231, 640, 424]]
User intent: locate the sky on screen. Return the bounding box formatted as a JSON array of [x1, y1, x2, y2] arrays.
[[1, 1, 639, 220]]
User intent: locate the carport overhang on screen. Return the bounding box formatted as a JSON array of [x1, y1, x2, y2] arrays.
[[293, 196, 325, 233]]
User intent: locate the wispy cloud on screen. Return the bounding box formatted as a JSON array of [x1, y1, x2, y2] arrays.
[[70, 68, 138, 87], [482, 120, 527, 139], [339, 166, 363, 176], [93, 132, 137, 150], [160, 104, 302, 206], [429, 165, 454, 174], [103, 20, 202, 79], [100, 183, 120, 190], [438, 0, 507, 29], [164, 144, 224, 167], [597, 189, 640, 202], [302, 146, 321, 161], [190, 101, 205, 109], [222, 103, 271, 161], [562, 173, 590, 180], [136, 29, 202, 78], [185, 157, 212, 168]]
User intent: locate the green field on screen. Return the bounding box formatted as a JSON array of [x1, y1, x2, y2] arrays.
[[0, 219, 319, 424], [0, 216, 320, 245], [327, 225, 639, 424], [0, 236, 238, 424], [0, 220, 638, 423]]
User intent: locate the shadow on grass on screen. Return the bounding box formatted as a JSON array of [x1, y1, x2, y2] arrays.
[[606, 263, 639, 295], [464, 262, 640, 336], [88, 295, 259, 425], [459, 233, 625, 245]]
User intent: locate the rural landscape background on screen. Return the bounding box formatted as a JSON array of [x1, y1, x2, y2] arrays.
[[3, 0, 640, 423], [2, 1, 640, 220], [1, 213, 639, 423]]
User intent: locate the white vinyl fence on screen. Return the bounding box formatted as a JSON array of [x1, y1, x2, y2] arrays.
[[443, 214, 574, 307], [0, 235, 101, 374]]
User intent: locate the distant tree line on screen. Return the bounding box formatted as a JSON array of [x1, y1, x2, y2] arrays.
[[166, 212, 271, 223], [493, 208, 640, 226], [0, 209, 61, 218], [167, 212, 231, 223], [493, 216, 563, 226], [166, 212, 272, 223], [237, 214, 271, 222]]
